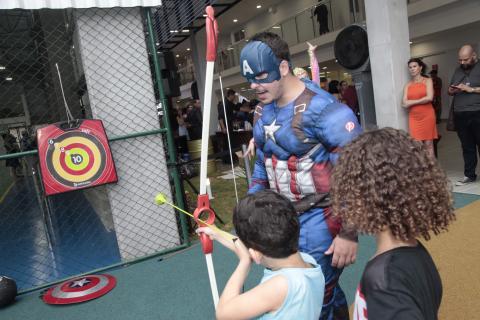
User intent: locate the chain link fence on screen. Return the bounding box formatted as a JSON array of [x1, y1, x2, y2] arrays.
[[0, 5, 206, 291]]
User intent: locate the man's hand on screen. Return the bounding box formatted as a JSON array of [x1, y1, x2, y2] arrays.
[[455, 83, 475, 93], [325, 236, 358, 268]]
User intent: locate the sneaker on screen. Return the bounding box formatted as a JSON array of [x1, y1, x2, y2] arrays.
[[455, 176, 476, 186]]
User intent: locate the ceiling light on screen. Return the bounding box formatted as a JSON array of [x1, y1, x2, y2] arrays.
[[256, 5, 262, 9], [182, 29, 189, 33], [203, 14, 207, 17], [0, 66, 5, 70], [176, 54, 180, 58], [242, 29, 245, 32], [155, 42, 160, 46], [227, 47, 234, 50], [233, 19, 238, 23], [409, 41, 413, 45], [272, 26, 281, 29], [322, 66, 327, 70], [186, 48, 190, 51], [5, 77, 13, 81], [335, 59, 338, 63]]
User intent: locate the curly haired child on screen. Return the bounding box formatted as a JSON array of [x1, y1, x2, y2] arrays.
[[331, 127, 455, 320]]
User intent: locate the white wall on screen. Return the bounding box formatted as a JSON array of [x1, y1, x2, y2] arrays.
[[243, 0, 318, 38]]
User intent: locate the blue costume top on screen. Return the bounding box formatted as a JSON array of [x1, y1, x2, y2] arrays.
[[240, 39, 361, 320], [257, 253, 325, 320], [249, 79, 361, 319]]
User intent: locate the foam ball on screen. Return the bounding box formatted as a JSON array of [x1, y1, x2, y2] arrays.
[[155, 193, 167, 205]]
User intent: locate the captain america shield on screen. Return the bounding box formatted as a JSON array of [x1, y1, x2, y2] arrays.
[[42, 274, 116, 305]]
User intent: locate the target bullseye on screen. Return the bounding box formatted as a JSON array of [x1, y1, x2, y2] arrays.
[[49, 135, 104, 185], [59, 143, 95, 176]]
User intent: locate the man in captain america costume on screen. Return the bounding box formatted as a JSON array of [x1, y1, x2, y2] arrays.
[[240, 32, 362, 320]]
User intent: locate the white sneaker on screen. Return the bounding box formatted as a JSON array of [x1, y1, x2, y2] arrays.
[[455, 176, 476, 186]]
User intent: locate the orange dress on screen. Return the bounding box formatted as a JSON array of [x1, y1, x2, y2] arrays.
[[407, 80, 438, 141]]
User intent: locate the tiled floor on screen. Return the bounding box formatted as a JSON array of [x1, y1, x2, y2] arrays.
[[437, 122, 480, 195], [0, 176, 121, 290]]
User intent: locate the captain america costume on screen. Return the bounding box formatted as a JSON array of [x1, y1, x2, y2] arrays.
[[240, 39, 362, 319]]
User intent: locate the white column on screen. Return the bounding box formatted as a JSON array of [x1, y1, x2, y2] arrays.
[[365, 0, 410, 130], [76, 7, 179, 260]]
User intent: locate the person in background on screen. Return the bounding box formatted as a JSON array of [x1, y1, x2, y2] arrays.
[[218, 89, 239, 163], [402, 58, 437, 157], [331, 127, 454, 320], [319, 77, 328, 91], [2, 133, 21, 178], [429, 67, 443, 158], [448, 44, 480, 186], [430, 68, 443, 123], [328, 80, 341, 100], [339, 80, 359, 119], [186, 100, 203, 140], [197, 190, 325, 320], [218, 89, 237, 135], [176, 107, 189, 158]]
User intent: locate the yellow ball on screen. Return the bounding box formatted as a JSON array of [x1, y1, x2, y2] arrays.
[[155, 193, 167, 205]]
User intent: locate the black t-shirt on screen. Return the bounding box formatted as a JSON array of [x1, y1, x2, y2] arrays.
[[217, 99, 236, 133], [353, 243, 442, 320], [450, 62, 480, 112]]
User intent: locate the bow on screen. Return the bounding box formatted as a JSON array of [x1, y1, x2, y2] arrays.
[[194, 5, 220, 308]]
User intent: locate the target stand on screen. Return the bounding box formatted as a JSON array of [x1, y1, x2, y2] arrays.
[[37, 119, 118, 196]]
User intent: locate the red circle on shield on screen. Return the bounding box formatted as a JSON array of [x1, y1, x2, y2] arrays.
[[42, 274, 116, 305]]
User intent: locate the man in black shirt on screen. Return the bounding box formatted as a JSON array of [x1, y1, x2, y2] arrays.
[[186, 99, 203, 140], [217, 89, 238, 163], [218, 89, 237, 134], [448, 44, 480, 186]]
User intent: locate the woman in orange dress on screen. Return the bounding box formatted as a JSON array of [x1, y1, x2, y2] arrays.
[[402, 58, 438, 156]]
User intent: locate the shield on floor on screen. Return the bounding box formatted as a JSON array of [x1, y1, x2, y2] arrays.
[[42, 274, 116, 305]]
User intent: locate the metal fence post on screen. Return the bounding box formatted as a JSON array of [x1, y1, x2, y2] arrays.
[[145, 8, 190, 246]]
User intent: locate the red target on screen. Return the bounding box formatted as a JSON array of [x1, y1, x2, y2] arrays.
[[37, 119, 118, 196]]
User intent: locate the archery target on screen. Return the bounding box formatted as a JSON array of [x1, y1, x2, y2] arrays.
[[37, 119, 118, 196], [47, 133, 106, 187]]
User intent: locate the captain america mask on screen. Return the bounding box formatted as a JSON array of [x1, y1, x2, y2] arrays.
[[240, 41, 285, 84]]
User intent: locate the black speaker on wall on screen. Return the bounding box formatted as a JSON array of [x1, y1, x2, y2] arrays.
[[158, 51, 181, 97], [334, 24, 376, 129]]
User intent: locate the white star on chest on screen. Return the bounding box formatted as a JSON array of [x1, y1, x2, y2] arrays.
[[264, 119, 281, 143]]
